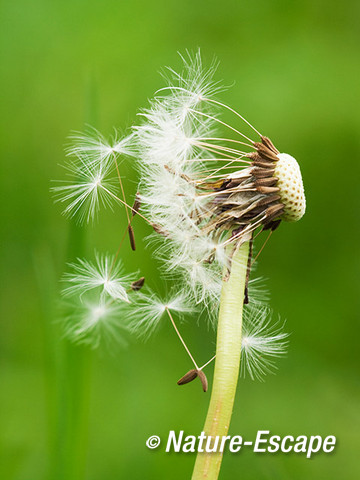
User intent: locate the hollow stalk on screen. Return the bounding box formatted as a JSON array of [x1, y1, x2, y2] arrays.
[[192, 240, 250, 480]]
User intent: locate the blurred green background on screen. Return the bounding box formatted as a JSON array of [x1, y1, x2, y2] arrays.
[[1, 0, 359, 479]]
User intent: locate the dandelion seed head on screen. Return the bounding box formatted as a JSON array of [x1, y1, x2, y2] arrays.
[[134, 54, 306, 309], [275, 153, 306, 222], [55, 52, 305, 349]]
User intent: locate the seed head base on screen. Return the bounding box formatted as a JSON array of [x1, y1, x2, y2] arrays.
[[199, 136, 305, 244]]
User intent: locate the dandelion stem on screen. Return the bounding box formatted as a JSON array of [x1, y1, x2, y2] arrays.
[[191, 240, 250, 480]]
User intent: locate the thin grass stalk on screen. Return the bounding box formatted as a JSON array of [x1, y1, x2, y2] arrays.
[[192, 240, 250, 480], [51, 215, 91, 480], [33, 247, 59, 475], [52, 77, 97, 480]]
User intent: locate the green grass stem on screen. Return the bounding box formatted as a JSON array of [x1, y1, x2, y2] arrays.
[[51, 77, 98, 480]]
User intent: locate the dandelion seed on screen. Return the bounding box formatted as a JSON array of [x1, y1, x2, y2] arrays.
[[64, 297, 129, 349], [62, 253, 133, 301], [240, 306, 289, 381], [52, 157, 118, 223], [158, 50, 224, 122], [128, 291, 195, 338], [67, 127, 135, 168]]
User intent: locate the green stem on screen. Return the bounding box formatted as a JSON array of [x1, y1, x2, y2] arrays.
[[192, 241, 250, 480]]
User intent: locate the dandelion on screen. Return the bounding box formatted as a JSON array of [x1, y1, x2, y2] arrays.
[[134, 55, 305, 320], [132, 52, 304, 479], [54, 51, 306, 480]]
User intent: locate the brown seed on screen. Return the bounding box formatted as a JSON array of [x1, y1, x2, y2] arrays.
[[225, 179, 245, 189], [252, 160, 275, 169], [152, 223, 169, 237], [270, 219, 282, 231], [244, 286, 249, 304], [197, 370, 208, 392], [255, 177, 278, 187], [252, 167, 276, 178], [265, 204, 284, 223], [254, 142, 279, 162], [243, 206, 266, 217], [128, 225, 136, 251], [266, 204, 284, 215], [131, 277, 145, 291], [131, 194, 141, 216], [260, 136, 280, 154], [247, 152, 273, 164], [246, 151, 258, 160], [177, 369, 198, 385], [263, 219, 282, 231], [256, 185, 280, 194], [255, 194, 281, 208]]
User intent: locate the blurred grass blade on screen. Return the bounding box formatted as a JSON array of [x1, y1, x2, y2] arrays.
[[52, 76, 98, 480]]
